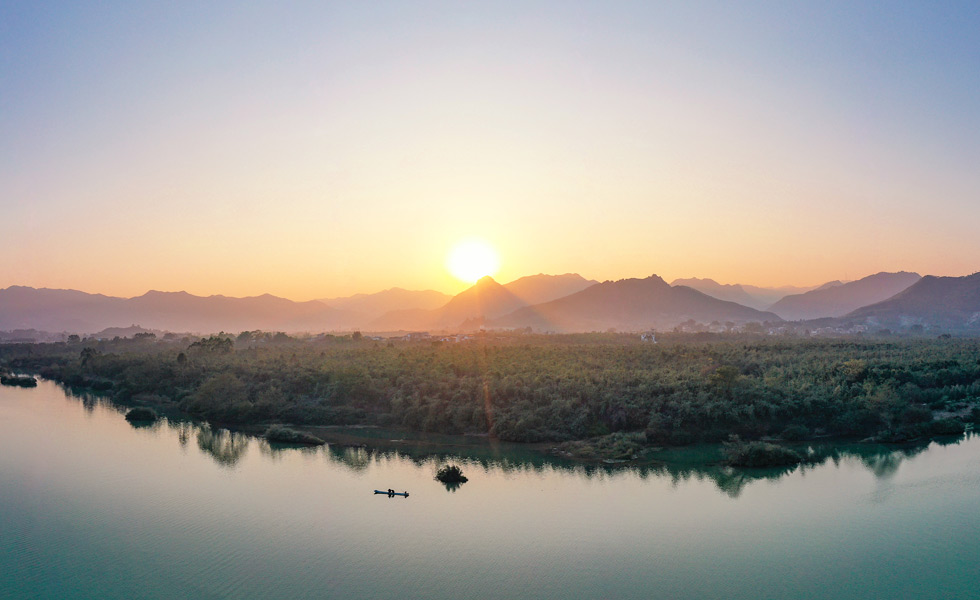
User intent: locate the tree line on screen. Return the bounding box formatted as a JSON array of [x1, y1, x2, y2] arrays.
[[2, 332, 978, 446]]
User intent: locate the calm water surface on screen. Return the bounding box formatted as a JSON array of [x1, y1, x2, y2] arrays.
[[2, 381, 980, 599]]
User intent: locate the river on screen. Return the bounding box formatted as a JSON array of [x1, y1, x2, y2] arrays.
[[2, 380, 979, 599]]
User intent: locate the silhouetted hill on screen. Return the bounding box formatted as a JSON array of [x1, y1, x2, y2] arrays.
[[768, 272, 920, 320], [367, 274, 598, 332], [493, 275, 779, 332], [0, 287, 359, 334], [813, 280, 847, 292], [437, 276, 527, 327], [670, 278, 768, 310], [0, 286, 125, 332], [844, 273, 980, 331], [504, 273, 597, 305], [320, 288, 451, 321], [370, 276, 529, 331], [671, 278, 821, 309]]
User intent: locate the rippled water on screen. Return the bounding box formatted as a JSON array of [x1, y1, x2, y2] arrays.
[[2, 381, 980, 599]]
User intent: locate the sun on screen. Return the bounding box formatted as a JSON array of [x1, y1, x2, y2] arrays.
[[446, 239, 500, 284]]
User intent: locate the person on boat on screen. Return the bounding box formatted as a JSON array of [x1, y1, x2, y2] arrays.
[[403, 491, 409, 497]]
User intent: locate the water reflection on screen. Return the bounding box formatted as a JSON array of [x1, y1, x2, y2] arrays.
[[196, 425, 250, 468], [440, 481, 464, 493], [257, 439, 322, 461], [127, 419, 162, 431], [56, 382, 975, 495]]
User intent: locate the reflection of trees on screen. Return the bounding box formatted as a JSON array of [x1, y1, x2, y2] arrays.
[[325, 445, 373, 472], [257, 440, 323, 461], [857, 445, 927, 479], [196, 425, 250, 468], [317, 435, 968, 498], [128, 418, 162, 431], [167, 420, 194, 448], [441, 480, 464, 492]]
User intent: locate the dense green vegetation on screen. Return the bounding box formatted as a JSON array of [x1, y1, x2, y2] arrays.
[[2, 332, 979, 451]]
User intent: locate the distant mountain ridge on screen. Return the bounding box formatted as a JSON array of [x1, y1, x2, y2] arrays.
[[670, 278, 768, 310], [493, 274, 780, 332], [4, 269, 977, 336], [671, 278, 818, 310], [368, 273, 597, 331], [504, 273, 598, 305], [0, 286, 358, 334], [844, 273, 980, 331], [768, 272, 921, 320], [320, 288, 452, 321]]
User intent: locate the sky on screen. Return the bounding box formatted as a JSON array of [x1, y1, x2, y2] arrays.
[[2, 1, 978, 300]]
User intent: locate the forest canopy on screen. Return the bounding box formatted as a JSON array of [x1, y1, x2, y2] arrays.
[[1, 332, 978, 447]]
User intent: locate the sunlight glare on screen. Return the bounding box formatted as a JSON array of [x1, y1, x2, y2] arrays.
[[447, 239, 500, 283]]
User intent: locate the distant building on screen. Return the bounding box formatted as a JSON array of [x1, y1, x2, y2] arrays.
[[640, 332, 657, 343]]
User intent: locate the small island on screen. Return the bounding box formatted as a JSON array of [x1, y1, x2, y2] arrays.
[[435, 464, 468, 484], [0, 374, 38, 387]]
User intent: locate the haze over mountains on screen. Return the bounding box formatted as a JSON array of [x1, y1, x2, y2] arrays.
[[1, 269, 979, 337], [495, 275, 779, 332], [844, 273, 980, 330], [368, 273, 597, 331], [669, 278, 815, 311], [0, 287, 356, 334], [768, 272, 922, 320], [319, 288, 452, 322]]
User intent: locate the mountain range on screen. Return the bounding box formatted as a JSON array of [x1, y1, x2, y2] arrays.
[[843, 273, 980, 330], [669, 278, 799, 311], [368, 273, 598, 331], [319, 288, 452, 322], [0, 287, 356, 334], [495, 275, 779, 332], [1, 269, 978, 337], [768, 272, 921, 320]]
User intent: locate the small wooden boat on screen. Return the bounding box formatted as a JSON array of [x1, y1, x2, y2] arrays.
[[373, 490, 409, 497]]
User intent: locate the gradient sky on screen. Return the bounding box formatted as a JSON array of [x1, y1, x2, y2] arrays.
[[2, 1, 978, 300]]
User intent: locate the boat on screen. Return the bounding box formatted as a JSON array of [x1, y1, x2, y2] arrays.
[[373, 490, 410, 497]]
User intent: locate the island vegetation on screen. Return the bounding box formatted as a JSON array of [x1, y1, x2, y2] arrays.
[[1, 373, 38, 387], [1, 332, 978, 460], [435, 464, 468, 484]]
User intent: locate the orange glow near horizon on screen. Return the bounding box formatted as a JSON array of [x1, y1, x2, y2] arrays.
[[2, 4, 980, 301]]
